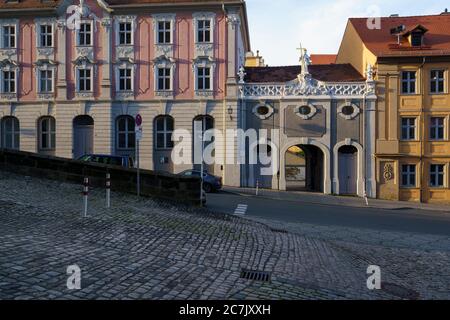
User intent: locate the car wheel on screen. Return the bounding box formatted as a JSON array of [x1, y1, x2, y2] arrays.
[[203, 183, 213, 193]]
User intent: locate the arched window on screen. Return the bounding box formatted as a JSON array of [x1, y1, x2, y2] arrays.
[[193, 115, 214, 131], [155, 116, 174, 150], [38, 116, 56, 151], [116, 115, 135, 150], [1, 116, 19, 150]]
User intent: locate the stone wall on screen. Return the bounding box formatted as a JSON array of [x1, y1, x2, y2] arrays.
[[0, 149, 201, 206]]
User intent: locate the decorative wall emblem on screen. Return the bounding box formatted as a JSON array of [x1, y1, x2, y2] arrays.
[[383, 163, 394, 181], [337, 103, 360, 120], [252, 104, 274, 120], [295, 104, 317, 120]]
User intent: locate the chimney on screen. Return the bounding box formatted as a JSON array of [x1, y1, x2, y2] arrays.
[[442, 8, 449, 15]]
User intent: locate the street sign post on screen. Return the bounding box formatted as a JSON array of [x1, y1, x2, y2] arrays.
[[135, 114, 142, 197]]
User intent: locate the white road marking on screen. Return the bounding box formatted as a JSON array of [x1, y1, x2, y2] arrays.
[[234, 204, 248, 215]]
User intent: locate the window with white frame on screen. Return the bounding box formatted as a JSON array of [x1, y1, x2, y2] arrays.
[[155, 116, 174, 149], [156, 67, 171, 91], [118, 22, 132, 45], [39, 116, 56, 151], [38, 24, 53, 47], [2, 70, 15, 93], [401, 71, 416, 94], [2, 25, 15, 48], [77, 22, 92, 46], [401, 164, 416, 188], [157, 21, 172, 44], [38, 69, 53, 93], [77, 68, 92, 92], [116, 116, 135, 150], [401, 117, 416, 140], [430, 70, 445, 94], [196, 67, 211, 91], [430, 117, 445, 140], [430, 164, 445, 188], [118, 67, 133, 91], [1, 116, 19, 150], [197, 19, 211, 43]]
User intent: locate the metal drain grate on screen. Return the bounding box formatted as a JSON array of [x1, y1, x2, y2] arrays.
[[240, 269, 271, 282], [382, 283, 420, 300], [270, 227, 288, 234]]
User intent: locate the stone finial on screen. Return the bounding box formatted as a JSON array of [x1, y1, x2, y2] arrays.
[[297, 44, 311, 75], [238, 66, 246, 84]]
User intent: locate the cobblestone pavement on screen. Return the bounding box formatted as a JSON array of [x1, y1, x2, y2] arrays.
[[0, 171, 449, 300]]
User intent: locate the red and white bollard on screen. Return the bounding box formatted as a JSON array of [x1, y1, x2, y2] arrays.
[[106, 173, 111, 208], [82, 177, 89, 217]]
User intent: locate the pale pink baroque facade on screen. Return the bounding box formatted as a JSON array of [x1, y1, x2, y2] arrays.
[[0, 0, 250, 186]]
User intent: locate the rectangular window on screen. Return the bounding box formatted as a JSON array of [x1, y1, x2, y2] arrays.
[[411, 33, 423, 47], [401, 117, 416, 140], [39, 70, 53, 93], [39, 24, 53, 47], [118, 22, 132, 45], [3, 25, 15, 48], [401, 164, 416, 187], [118, 67, 132, 91], [78, 23, 92, 46], [430, 117, 445, 140], [430, 70, 445, 94], [157, 67, 171, 91], [157, 21, 171, 44], [3, 71, 15, 93], [197, 67, 211, 90], [401, 71, 416, 94], [40, 118, 56, 150], [197, 20, 211, 43], [78, 69, 92, 92], [430, 164, 445, 188]]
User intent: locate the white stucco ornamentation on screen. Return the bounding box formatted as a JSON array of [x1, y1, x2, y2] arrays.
[[252, 104, 274, 120], [242, 81, 372, 99], [152, 14, 176, 58], [337, 103, 361, 120], [294, 104, 318, 120]]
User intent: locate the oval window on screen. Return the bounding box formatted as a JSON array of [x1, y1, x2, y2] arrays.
[[298, 105, 312, 116], [342, 105, 355, 116], [256, 105, 270, 116]]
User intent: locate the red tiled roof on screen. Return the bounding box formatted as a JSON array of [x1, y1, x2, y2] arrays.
[[0, 0, 59, 10], [310, 54, 337, 65], [0, 0, 239, 10], [244, 64, 365, 83], [106, 0, 241, 4], [349, 13, 450, 57]]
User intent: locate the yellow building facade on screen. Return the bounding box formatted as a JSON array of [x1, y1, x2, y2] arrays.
[[337, 13, 450, 203]]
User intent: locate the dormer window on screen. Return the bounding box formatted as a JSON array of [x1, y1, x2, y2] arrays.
[[411, 32, 423, 47], [404, 25, 428, 47]]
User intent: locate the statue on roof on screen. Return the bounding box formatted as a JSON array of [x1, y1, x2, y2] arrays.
[[297, 44, 311, 75]]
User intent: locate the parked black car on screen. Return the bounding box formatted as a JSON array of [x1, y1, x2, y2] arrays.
[[180, 170, 222, 193], [78, 154, 134, 168]]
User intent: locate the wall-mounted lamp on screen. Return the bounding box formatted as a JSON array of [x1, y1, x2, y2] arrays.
[[227, 105, 233, 120]]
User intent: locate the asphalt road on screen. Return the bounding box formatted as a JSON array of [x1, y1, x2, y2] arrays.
[[206, 191, 450, 237]]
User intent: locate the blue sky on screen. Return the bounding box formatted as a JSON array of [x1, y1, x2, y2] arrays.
[[245, 0, 449, 66]]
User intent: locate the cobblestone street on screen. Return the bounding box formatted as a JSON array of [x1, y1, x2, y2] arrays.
[[0, 171, 449, 300]]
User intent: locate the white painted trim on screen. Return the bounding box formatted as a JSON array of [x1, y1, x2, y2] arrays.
[[192, 12, 216, 44], [333, 139, 364, 197], [280, 138, 332, 194], [152, 13, 176, 45]]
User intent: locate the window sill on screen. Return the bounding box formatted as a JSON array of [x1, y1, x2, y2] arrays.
[[37, 93, 55, 100], [155, 90, 173, 98], [75, 92, 94, 100], [0, 93, 17, 101], [195, 90, 214, 97]]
